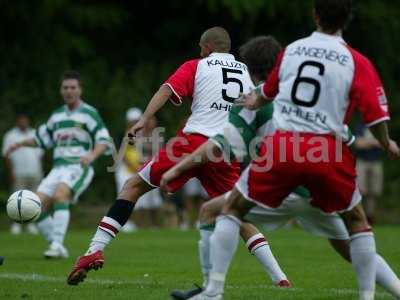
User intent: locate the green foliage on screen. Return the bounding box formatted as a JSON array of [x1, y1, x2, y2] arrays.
[[0, 1, 399, 208]]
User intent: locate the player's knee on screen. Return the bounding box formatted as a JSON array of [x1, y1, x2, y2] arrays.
[[199, 201, 217, 224], [341, 204, 370, 234], [37, 194, 53, 212], [53, 195, 69, 204], [53, 188, 71, 204], [118, 174, 148, 202], [221, 189, 253, 220]]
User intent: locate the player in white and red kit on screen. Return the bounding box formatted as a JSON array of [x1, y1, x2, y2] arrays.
[[193, 1, 400, 300], [67, 27, 255, 285]]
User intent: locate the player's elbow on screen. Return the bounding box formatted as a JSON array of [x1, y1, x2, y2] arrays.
[[158, 85, 173, 98]]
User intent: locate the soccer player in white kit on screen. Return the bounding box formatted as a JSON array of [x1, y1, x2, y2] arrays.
[[162, 35, 400, 300], [192, 1, 400, 300], [67, 27, 255, 285]]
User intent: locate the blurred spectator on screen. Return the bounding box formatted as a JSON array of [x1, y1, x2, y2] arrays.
[[354, 122, 383, 224], [2, 113, 44, 234], [115, 108, 163, 231]]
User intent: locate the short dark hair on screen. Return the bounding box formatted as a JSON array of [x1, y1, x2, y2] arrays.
[[61, 70, 81, 85], [315, 0, 352, 32], [239, 36, 281, 81], [201, 27, 231, 53]]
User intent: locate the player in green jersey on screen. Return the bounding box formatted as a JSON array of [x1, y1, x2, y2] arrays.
[[7, 71, 112, 259]]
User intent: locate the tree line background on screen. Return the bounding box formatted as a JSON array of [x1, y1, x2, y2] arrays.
[[0, 0, 399, 221]]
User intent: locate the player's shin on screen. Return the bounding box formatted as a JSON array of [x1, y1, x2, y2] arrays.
[[198, 223, 215, 287], [206, 215, 241, 296], [52, 203, 70, 245], [245, 231, 288, 285], [350, 231, 377, 300], [376, 255, 400, 298], [87, 199, 135, 254], [36, 212, 54, 243]]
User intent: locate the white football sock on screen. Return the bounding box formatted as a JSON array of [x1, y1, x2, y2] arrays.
[[36, 214, 54, 243], [376, 254, 400, 298], [350, 232, 376, 300], [52, 208, 70, 245], [199, 228, 213, 287], [87, 216, 122, 254], [246, 233, 287, 284], [206, 215, 241, 295]]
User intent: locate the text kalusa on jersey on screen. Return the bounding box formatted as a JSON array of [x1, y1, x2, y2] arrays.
[[206, 59, 247, 71]]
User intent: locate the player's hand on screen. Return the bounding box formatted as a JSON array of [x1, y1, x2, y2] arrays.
[[5, 143, 22, 156], [234, 91, 264, 110], [160, 168, 181, 192], [80, 153, 95, 167], [127, 117, 148, 145], [384, 140, 400, 160]]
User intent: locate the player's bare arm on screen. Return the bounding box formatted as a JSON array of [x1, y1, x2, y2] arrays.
[[128, 85, 172, 143], [80, 143, 109, 167], [369, 121, 400, 159], [235, 84, 272, 110], [160, 141, 222, 191], [5, 137, 37, 156]]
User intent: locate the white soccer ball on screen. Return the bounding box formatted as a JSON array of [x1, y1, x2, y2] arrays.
[[7, 190, 42, 223]]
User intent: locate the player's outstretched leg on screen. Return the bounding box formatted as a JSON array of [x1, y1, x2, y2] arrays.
[[329, 239, 400, 298], [199, 195, 289, 287], [190, 188, 254, 300], [35, 192, 55, 245], [171, 194, 289, 300], [171, 196, 226, 300], [172, 195, 290, 299], [44, 184, 73, 259], [241, 223, 290, 287], [341, 203, 377, 300], [67, 174, 152, 285]]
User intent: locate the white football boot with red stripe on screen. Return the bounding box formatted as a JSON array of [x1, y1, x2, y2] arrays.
[[67, 250, 104, 285]]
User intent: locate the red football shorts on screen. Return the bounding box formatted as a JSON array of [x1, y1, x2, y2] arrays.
[[138, 131, 240, 198], [236, 131, 362, 214]]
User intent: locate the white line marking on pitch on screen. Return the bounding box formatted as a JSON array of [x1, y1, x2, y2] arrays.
[[0, 273, 392, 299], [0, 272, 131, 285]]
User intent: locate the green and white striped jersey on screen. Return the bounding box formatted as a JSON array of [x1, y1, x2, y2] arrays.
[[211, 104, 355, 199], [211, 104, 274, 167], [35, 102, 112, 167]]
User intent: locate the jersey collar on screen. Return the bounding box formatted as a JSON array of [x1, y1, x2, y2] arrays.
[[311, 31, 346, 43], [208, 52, 235, 60], [65, 100, 84, 114]]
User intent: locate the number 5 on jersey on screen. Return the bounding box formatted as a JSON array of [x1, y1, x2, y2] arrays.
[[222, 68, 243, 103]]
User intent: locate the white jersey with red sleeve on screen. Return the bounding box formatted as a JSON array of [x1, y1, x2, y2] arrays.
[[163, 52, 254, 137], [262, 31, 390, 138]]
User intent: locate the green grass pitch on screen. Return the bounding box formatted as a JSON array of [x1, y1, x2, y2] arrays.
[[0, 226, 398, 299]]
